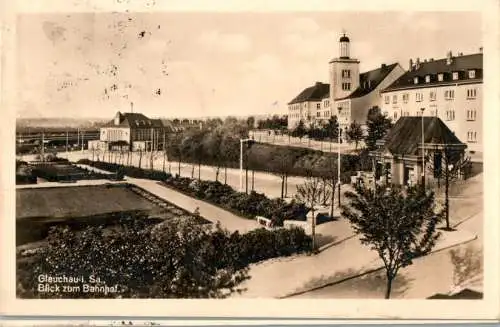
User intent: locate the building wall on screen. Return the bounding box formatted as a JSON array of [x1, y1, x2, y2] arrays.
[[329, 60, 360, 101], [334, 65, 406, 141], [100, 127, 130, 143], [287, 100, 320, 129], [381, 82, 482, 153]]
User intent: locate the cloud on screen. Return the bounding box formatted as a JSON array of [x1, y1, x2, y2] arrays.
[[198, 30, 252, 53], [287, 17, 321, 34], [281, 30, 336, 58]]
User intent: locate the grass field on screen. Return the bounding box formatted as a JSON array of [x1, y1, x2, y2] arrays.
[[16, 183, 211, 245], [16, 184, 159, 220]]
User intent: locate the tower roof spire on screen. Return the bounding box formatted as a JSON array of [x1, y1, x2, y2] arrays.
[[339, 29, 350, 42]]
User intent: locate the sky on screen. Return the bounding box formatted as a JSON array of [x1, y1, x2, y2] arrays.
[[15, 11, 482, 119]]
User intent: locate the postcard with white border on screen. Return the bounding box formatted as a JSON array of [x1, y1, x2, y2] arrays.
[[1, 0, 499, 322]]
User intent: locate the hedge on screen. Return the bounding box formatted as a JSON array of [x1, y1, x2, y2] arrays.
[[77, 159, 308, 226]]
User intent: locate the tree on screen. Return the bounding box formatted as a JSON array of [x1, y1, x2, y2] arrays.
[[365, 106, 393, 151], [346, 121, 364, 150], [16, 217, 249, 298], [295, 174, 330, 252], [270, 150, 294, 199], [220, 136, 239, 185], [325, 116, 339, 141], [138, 148, 144, 169], [203, 130, 224, 182], [341, 184, 443, 299], [291, 120, 307, 140], [425, 146, 472, 230], [246, 116, 255, 130]]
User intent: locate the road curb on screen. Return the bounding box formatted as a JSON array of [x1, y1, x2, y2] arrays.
[[279, 233, 478, 299]]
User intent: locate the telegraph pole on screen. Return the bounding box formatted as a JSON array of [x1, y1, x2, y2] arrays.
[[41, 131, 45, 161]]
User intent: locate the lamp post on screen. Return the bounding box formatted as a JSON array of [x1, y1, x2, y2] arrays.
[[420, 108, 425, 187], [240, 138, 252, 192], [337, 107, 342, 210]]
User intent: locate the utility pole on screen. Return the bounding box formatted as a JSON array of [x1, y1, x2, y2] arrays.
[[162, 131, 166, 172], [66, 130, 68, 153], [81, 129, 84, 152], [41, 131, 45, 162]]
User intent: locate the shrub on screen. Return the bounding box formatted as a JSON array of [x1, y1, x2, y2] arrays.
[[17, 217, 311, 298]]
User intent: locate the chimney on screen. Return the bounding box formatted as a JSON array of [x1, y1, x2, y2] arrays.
[[446, 51, 453, 65], [381, 63, 387, 69], [114, 111, 121, 125], [430, 58, 434, 62], [479, 47, 483, 53], [458, 52, 463, 56], [415, 57, 420, 69], [409, 58, 413, 71]]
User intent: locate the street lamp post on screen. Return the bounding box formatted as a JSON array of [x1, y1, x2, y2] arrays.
[[337, 107, 342, 212], [420, 108, 425, 187], [240, 138, 252, 192]]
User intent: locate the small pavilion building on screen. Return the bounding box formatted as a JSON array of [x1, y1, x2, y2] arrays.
[[370, 117, 467, 186]]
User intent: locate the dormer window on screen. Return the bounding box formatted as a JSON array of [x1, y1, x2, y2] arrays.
[[452, 72, 459, 80], [438, 73, 444, 82], [413, 77, 419, 84], [425, 75, 431, 83], [468, 70, 476, 79]]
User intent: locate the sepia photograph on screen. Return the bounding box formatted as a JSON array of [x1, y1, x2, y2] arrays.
[[2, 0, 499, 322]]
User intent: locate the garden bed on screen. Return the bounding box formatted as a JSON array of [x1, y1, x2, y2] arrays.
[[16, 183, 208, 245], [77, 159, 309, 226]]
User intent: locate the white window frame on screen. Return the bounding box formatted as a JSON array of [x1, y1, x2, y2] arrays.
[[414, 77, 419, 84], [425, 75, 431, 83], [452, 72, 459, 80], [438, 73, 444, 82], [392, 95, 397, 104], [468, 70, 476, 79], [385, 95, 390, 104]]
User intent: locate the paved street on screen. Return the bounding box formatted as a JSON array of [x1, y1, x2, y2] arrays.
[[286, 173, 484, 299], [249, 131, 361, 154], [19, 151, 483, 299], [36, 150, 350, 200]]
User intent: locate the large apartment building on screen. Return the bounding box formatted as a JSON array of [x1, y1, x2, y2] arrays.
[[287, 32, 483, 157], [380, 51, 483, 155], [287, 33, 405, 142]]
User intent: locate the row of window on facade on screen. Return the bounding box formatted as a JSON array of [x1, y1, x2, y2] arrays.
[[316, 110, 332, 118], [388, 108, 477, 122], [384, 87, 478, 104], [103, 129, 127, 141], [414, 69, 477, 85]]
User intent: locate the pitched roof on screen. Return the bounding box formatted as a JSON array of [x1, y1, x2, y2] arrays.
[[335, 63, 399, 100], [104, 112, 164, 129], [378, 117, 466, 156], [383, 53, 483, 92], [288, 82, 330, 105]]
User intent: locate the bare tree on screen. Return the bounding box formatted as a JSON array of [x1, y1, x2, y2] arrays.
[[425, 146, 471, 230], [295, 173, 330, 252], [138, 148, 144, 169]]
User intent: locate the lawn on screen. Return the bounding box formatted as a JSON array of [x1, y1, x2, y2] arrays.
[[16, 184, 159, 220]]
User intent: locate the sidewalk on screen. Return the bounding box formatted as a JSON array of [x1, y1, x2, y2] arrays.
[[128, 178, 261, 233], [230, 225, 477, 298]]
